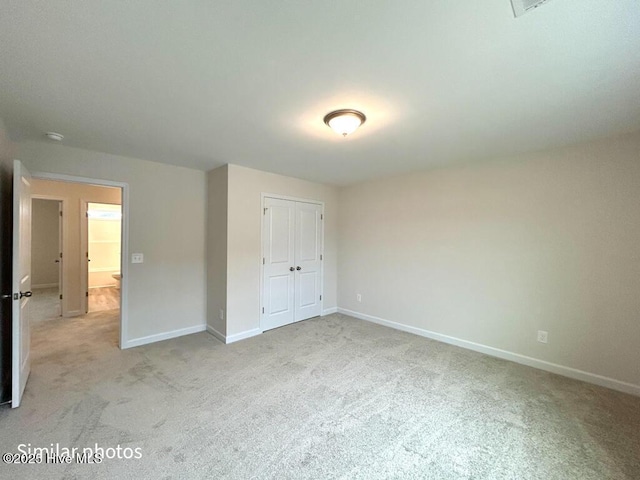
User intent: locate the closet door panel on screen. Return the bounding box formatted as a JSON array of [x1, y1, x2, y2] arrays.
[[262, 198, 295, 331], [294, 202, 322, 321]]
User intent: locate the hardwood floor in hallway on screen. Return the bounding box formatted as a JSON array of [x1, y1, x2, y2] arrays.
[[89, 286, 120, 312]]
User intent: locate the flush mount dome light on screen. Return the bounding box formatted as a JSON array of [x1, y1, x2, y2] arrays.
[[45, 132, 64, 141], [323, 109, 366, 137]]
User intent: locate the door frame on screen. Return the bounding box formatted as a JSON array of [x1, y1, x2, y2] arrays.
[[259, 193, 324, 332], [81, 200, 123, 314], [30, 194, 66, 316], [30, 171, 129, 349]]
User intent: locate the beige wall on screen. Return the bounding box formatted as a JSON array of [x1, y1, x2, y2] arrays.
[[338, 130, 640, 388], [31, 179, 122, 315], [18, 141, 207, 343], [31, 199, 60, 287], [206, 165, 228, 335], [226, 164, 338, 337]]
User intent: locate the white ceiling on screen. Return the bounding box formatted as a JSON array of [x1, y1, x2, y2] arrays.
[[1, 1, 639, 185]]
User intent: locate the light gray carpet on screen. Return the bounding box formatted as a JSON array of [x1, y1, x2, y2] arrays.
[[1, 312, 639, 479], [30, 287, 61, 324]]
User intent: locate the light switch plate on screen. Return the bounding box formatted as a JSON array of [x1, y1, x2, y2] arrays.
[[132, 253, 144, 264]]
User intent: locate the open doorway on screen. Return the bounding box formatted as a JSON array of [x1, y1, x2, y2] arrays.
[[27, 177, 125, 348], [30, 198, 63, 323], [85, 202, 121, 313], [7, 163, 129, 407]]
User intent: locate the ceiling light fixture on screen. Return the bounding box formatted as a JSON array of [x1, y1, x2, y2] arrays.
[[323, 109, 366, 137], [45, 132, 64, 141]]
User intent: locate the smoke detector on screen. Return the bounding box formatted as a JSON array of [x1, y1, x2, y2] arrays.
[[511, 0, 552, 17], [45, 132, 64, 141]]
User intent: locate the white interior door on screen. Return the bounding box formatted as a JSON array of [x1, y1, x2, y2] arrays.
[[294, 202, 322, 321], [57, 201, 63, 315], [262, 198, 296, 331], [262, 197, 323, 331], [12, 160, 32, 408]]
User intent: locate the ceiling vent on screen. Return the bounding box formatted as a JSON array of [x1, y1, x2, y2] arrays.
[[511, 0, 552, 17]]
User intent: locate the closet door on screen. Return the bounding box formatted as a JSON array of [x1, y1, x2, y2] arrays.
[[262, 197, 323, 331], [262, 198, 296, 331], [294, 202, 322, 321]]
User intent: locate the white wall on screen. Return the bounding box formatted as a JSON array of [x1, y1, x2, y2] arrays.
[[206, 165, 228, 336], [226, 164, 338, 337], [31, 199, 60, 287], [338, 130, 640, 392], [18, 141, 207, 344], [0, 119, 13, 160]]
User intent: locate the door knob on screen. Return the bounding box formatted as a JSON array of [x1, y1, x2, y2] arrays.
[[19, 291, 33, 299], [289, 267, 295, 271], [54, 259, 60, 263], [296, 266, 301, 271]]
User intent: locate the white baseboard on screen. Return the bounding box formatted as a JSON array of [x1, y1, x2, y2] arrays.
[[206, 325, 226, 343], [63, 310, 82, 318], [123, 324, 207, 349], [338, 308, 640, 397], [206, 326, 262, 344], [32, 283, 59, 289], [322, 307, 338, 316], [227, 328, 261, 344]]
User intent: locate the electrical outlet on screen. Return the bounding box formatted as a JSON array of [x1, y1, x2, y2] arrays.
[[131, 253, 144, 264], [356, 294, 362, 302], [537, 330, 548, 344], [219, 309, 224, 320]]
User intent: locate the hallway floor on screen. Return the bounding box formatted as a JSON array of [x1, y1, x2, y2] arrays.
[[30, 287, 60, 323], [88, 286, 120, 312], [29, 286, 120, 324]]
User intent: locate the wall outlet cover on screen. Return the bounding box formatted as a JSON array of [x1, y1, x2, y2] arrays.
[[132, 253, 144, 264]]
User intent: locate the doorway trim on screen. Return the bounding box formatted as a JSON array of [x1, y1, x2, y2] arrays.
[[259, 192, 325, 333], [30, 171, 129, 349]]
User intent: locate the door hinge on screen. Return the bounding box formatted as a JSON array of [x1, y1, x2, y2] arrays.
[[59, 294, 63, 300], [262, 257, 265, 265], [264, 207, 267, 215], [86, 291, 89, 297], [320, 295, 322, 301], [60, 210, 63, 217], [320, 254, 323, 260], [60, 252, 63, 258], [321, 214, 323, 220], [262, 307, 264, 314]]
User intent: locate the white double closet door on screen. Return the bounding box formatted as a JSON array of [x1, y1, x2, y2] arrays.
[[262, 197, 323, 331]]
